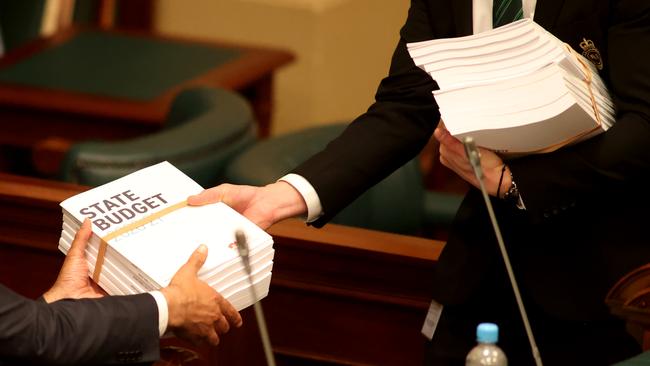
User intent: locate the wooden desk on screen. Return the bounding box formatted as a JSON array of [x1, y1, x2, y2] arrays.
[[0, 173, 443, 365], [0, 27, 294, 150]]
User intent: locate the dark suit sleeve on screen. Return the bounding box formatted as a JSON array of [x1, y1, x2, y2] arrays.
[[0, 284, 160, 365], [507, 0, 650, 221], [292, 0, 442, 226]]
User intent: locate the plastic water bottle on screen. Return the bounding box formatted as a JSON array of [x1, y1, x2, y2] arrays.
[[465, 323, 508, 366]]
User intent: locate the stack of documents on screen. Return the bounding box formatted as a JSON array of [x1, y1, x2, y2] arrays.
[[58, 161, 274, 311], [408, 19, 614, 154]]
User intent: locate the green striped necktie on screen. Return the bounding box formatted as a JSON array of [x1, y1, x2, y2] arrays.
[[493, 0, 524, 28]]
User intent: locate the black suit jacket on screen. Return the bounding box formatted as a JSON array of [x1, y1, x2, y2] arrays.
[[0, 284, 160, 365], [293, 0, 650, 321]]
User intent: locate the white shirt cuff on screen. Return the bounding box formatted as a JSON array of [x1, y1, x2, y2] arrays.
[[516, 194, 527, 210], [148, 291, 168, 337], [278, 173, 323, 223]]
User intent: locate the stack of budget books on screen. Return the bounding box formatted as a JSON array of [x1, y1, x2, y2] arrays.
[[408, 18, 614, 154], [58, 161, 274, 311]]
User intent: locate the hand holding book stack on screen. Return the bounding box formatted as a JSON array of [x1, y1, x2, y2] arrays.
[[408, 19, 614, 154], [58, 162, 274, 312]]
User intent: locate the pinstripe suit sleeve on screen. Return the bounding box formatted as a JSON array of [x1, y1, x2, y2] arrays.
[[0, 284, 160, 365]]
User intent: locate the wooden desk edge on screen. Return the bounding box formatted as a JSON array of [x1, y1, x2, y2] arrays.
[[269, 220, 443, 262], [0, 27, 295, 123], [0, 173, 443, 262]]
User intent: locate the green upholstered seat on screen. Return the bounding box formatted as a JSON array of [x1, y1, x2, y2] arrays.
[[224, 123, 462, 235], [59, 87, 257, 187], [614, 350, 650, 365]]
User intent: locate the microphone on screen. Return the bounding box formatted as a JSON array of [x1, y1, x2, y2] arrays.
[[462, 137, 543, 366], [235, 230, 276, 366]]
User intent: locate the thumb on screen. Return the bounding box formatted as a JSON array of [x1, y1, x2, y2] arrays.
[[187, 188, 222, 206], [69, 219, 92, 257], [183, 244, 208, 274]]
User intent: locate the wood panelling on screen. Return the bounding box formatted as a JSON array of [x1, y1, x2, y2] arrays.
[[0, 173, 442, 365]]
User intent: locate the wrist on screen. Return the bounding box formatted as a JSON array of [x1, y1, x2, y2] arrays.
[[499, 166, 513, 199], [160, 285, 183, 329], [266, 181, 308, 222], [502, 172, 520, 204], [491, 164, 512, 198], [42, 288, 61, 303]]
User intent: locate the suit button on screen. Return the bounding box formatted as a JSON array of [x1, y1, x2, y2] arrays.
[[552, 208, 559, 215], [543, 211, 550, 218]]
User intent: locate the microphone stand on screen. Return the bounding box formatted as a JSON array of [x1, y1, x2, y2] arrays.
[[235, 230, 276, 366], [462, 137, 543, 366]]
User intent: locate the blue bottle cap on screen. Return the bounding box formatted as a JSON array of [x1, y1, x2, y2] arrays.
[[476, 323, 499, 343]]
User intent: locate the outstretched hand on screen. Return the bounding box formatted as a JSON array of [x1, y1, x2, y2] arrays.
[[188, 182, 307, 230], [434, 122, 509, 197], [43, 219, 104, 303], [161, 245, 242, 346]]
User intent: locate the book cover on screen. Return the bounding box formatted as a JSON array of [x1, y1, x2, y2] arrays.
[[60, 161, 273, 290]]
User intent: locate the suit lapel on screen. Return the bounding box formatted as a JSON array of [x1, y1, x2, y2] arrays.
[[452, 0, 473, 36], [533, 0, 567, 31]]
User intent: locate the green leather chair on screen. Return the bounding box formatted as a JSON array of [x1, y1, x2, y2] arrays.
[[59, 87, 257, 187], [614, 351, 650, 366], [224, 123, 463, 236]]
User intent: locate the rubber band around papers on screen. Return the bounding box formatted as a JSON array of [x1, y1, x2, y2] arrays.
[[563, 43, 603, 128], [92, 200, 188, 283], [502, 44, 604, 155]]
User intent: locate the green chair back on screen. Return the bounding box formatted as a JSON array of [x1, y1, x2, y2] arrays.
[[60, 87, 257, 187]]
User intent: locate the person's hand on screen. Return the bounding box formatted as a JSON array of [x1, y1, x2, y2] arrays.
[[161, 245, 243, 346], [43, 219, 104, 303], [434, 123, 510, 197], [188, 182, 307, 230]]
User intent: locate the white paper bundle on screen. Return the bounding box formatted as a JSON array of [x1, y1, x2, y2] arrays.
[[408, 19, 613, 154], [58, 161, 274, 311]]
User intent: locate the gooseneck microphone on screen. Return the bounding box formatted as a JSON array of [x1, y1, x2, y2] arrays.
[[235, 230, 276, 366], [462, 137, 543, 366]]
